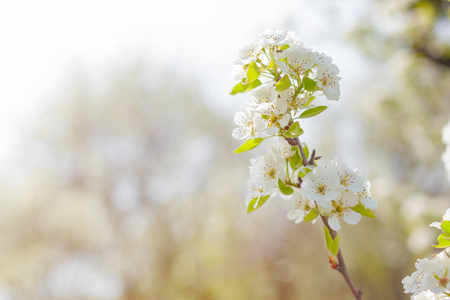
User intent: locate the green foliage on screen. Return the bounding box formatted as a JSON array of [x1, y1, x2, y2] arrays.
[[278, 179, 294, 195], [275, 75, 292, 92], [351, 204, 376, 218], [434, 232, 450, 248], [246, 61, 261, 83], [299, 106, 328, 119], [303, 144, 310, 161], [289, 145, 302, 168], [233, 138, 265, 153], [247, 195, 271, 213], [324, 226, 340, 256], [434, 221, 450, 248], [284, 121, 304, 138], [324, 226, 333, 250], [441, 220, 450, 233], [262, 51, 276, 69], [304, 208, 319, 223], [303, 77, 317, 92], [230, 79, 262, 95], [330, 235, 340, 256]]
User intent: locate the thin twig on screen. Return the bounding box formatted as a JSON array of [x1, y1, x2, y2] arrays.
[[320, 215, 363, 300], [288, 136, 363, 300]]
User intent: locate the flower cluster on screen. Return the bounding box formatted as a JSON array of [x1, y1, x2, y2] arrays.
[[403, 209, 450, 300], [232, 28, 341, 141], [295, 160, 377, 231], [231, 28, 376, 231]]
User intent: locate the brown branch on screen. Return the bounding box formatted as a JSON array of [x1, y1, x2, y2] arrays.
[[320, 215, 363, 300], [412, 43, 450, 69]]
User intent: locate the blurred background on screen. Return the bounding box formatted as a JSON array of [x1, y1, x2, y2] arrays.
[[0, 0, 449, 299]]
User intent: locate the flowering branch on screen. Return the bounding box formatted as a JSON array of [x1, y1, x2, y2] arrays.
[[230, 28, 377, 300], [296, 137, 363, 300]]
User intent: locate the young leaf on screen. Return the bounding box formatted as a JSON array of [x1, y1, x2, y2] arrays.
[[305, 96, 315, 106], [288, 122, 302, 135], [330, 234, 340, 256], [275, 75, 292, 92], [278, 179, 294, 195], [303, 143, 309, 160], [284, 122, 304, 138], [324, 226, 333, 251], [262, 51, 276, 69], [230, 79, 262, 95], [247, 195, 271, 213], [441, 220, 450, 234], [351, 204, 376, 218], [280, 44, 290, 51], [247, 61, 261, 83], [289, 146, 302, 169], [299, 106, 328, 119], [303, 76, 317, 92], [233, 138, 264, 153], [434, 233, 450, 248], [304, 208, 319, 223]]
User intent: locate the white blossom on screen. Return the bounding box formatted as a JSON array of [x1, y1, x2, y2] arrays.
[[331, 161, 366, 193], [287, 188, 311, 224], [269, 137, 295, 159], [357, 181, 378, 210], [249, 151, 285, 192], [278, 86, 308, 110], [235, 42, 261, 66], [403, 250, 450, 297], [232, 109, 266, 140], [412, 290, 446, 300], [257, 28, 295, 47], [316, 63, 341, 101], [320, 192, 361, 231], [251, 84, 288, 115], [301, 165, 340, 207], [281, 43, 316, 74]]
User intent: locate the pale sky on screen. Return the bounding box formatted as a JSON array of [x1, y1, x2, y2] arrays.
[[0, 0, 374, 177]]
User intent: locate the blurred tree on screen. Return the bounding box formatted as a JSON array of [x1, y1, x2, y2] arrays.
[[348, 1, 450, 299]]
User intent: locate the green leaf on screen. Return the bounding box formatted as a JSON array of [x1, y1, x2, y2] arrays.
[[275, 75, 292, 92], [278, 179, 294, 195], [305, 96, 315, 106], [351, 204, 376, 218], [247, 195, 271, 213], [304, 167, 313, 174], [230, 79, 262, 95], [233, 138, 265, 153], [289, 146, 302, 169], [246, 61, 261, 83], [303, 77, 317, 92], [304, 208, 319, 223], [280, 44, 290, 51], [434, 233, 450, 248], [303, 144, 309, 160], [441, 221, 450, 234], [262, 51, 276, 69], [330, 234, 340, 256], [324, 226, 333, 251], [299, 106, 328, 119], [284, 122, 304, 138]]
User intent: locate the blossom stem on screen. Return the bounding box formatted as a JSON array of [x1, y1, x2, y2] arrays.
[[292, 136, 363, 299], [320, 214, 363, 300]]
